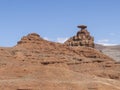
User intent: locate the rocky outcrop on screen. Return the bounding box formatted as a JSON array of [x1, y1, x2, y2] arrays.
[[65, 25, 94, 48], [0, 32, 120, 90], [17, 33, 43, 44]]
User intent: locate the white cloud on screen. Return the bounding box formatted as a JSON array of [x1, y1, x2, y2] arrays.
[[43, 37, 68, 43], [57, 37, 68, 43], [43, 37, 49, 41], [96, 39, 117, 46], [97, 39, 109, 43], [100, 43, 118, 46]]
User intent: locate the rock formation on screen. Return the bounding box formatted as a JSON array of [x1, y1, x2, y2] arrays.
[[65, 25, 94, 48], [17, 33, 42, 44], [0, 32, 120, 90]]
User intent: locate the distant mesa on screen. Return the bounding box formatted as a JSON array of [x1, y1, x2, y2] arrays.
[[64, 25, 94, 48]]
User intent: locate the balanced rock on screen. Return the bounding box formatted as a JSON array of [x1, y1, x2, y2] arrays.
[[64, 25, 94, 48]]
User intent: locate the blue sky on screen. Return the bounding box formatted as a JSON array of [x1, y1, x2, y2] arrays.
[[0, 0, 120, 46]]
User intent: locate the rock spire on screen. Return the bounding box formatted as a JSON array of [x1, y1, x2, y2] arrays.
[[64, 25, 94, 48]]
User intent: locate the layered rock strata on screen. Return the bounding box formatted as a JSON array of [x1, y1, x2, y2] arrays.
[[65, 25, 94, 48]]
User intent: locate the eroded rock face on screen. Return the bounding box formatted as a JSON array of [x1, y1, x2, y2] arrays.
[[17, 33, 42, 44], [65, 25, 94, 48], [0, 32, 120, 90]]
